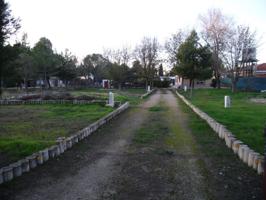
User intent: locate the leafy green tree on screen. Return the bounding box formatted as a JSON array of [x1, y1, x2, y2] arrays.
[[1, 44, 22, 87], [32, 37, 56, 88], [81, 54, 110, 84], [55, 49, 77, 86], [109, 63, 129, 89], [176, 30, 212, 92], [127, 60, 144, 86], [14, 34, 36, 92], [0, 0, 20, 95]]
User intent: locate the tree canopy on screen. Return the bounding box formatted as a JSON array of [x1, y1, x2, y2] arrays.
[[176, 30, 212, 88]]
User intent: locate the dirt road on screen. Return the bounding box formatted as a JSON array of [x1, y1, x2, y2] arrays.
[[0, 90, 262, 200]]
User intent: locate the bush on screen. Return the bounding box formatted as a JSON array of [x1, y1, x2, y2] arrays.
[[153, 80, 171, 88]]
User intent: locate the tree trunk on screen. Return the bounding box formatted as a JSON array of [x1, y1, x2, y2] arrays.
[[47, 76, 51, 89], [24, 78, 28, 94], [0, 76, 2, 98], [190, 84, 193, 98], [231, 78, 237, 93], [145, 79, 148, 90], [189, 79, 192, 88], [216, 74, 221, 89]]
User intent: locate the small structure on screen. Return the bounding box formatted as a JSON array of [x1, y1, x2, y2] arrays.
[[102, 79, 110, 89], [255, 63, 266, 78]]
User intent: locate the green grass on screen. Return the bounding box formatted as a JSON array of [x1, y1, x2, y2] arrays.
[[134, 104, 169, 144], [178, 88, 266, 154], [0, 87, 146, 164], [148, 105, 168, 112], [0, 104, 114, 163]]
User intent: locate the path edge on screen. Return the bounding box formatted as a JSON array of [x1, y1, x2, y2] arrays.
[[175, 91, 264, 175], [140, 89, 156, 99]]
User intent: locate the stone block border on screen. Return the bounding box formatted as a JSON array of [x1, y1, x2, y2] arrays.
[[175, 91, 264, 175], [141, 89, 156, 99], [0, 102, 129, 185], [0, 99, 107, 105]]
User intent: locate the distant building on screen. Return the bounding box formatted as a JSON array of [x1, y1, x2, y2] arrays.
[[174, 75, 212, 88], [255, 63, 266, 78], [102, 79, 111, 89]]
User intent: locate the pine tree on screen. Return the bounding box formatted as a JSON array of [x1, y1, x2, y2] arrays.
[[0, 0, 20, 96]]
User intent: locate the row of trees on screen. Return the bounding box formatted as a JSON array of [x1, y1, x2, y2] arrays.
[[1, 34, 164, 91], [165, 8, 258, 92], [1, 35, 78, 90], [0, 0, 163, 95], [0, 0, 258, 94]]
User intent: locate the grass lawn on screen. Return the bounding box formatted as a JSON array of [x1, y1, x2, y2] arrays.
[[0, 103, 114, 166], [178, 88, 266, 154]]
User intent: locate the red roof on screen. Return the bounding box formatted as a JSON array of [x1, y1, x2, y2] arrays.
[[257, 63, 266, 70]]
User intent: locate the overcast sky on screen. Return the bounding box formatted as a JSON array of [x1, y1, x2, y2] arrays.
[[6, 0, 266, 63]]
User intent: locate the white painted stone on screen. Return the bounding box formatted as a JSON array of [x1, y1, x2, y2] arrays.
[[11, 161, 22, 177], [224, 96, 231, 108], [218, 126, 226, 139], [20, 159, 30, 173], [253, 154, 261, 170], [66, 139, 72, 149], [36, 152, 44, 165], [2, 166, 14, 182], [147, 85, 151, 92], [28, 155, 38, 169], [48, 146, 56, 158], [226, 136, 236, 148], [238, 144, 248, 160], [184, 85, 187, 92], [41, 149, 49, 162], [248, 151, 257, 167], [108, 92, 114, 107], [243, 147, 251, 163], [54, 145, 61, 156], [257, 158, 264, 175]]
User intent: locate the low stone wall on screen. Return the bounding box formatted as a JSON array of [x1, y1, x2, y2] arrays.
[[0, 102, 129, 185], [141, 89, 156, 99], [176, 91, 264, 175], [0, 99, 107, 105]]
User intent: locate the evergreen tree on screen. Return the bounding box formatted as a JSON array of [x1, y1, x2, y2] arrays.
[[0, 0, 20, 96], [176, 30, 212, 92]]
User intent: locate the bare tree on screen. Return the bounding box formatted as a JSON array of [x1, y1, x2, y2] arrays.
[[103, 46, 131, 65], [165, 29, 186, 65], [134, 37, 160, 88], [199, 8, 233, 88], [222, 25, 257, 92]]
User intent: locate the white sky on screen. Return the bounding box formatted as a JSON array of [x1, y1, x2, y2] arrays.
[[6, 0, 266, 63]]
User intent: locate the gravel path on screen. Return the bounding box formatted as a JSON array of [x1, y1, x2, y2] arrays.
[[0, 90, 262, 200]]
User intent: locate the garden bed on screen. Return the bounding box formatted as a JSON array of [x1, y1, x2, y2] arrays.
[[0, 103, 114, 167]]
